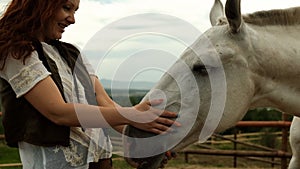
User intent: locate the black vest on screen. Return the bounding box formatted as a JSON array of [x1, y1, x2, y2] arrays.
[[0, 40, 97, 147]]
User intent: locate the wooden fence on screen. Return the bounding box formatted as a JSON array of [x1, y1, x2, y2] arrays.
[[181, 114, 292, 169]]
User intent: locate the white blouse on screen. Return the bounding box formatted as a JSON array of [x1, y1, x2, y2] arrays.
[[0, 42, 112, 167]]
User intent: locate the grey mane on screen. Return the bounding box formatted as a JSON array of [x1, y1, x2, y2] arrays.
[[243, 7, 300, 26]]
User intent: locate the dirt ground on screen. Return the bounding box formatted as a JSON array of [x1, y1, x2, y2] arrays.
[[113, 153, 285, 169], [162, 153, 284, 169], [165, 167, 274, 169], [165, 167, 271, 169]]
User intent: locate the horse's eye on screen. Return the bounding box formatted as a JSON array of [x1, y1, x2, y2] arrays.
[[192, 65, 209, 75]]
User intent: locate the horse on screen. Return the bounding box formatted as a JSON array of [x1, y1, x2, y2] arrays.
[[122, 0, 300, 168]]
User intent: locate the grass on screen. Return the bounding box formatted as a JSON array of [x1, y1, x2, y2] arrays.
[[0, 144, 286, 169], [0, 141, 21, 169], [0, 143, 134, 169], [0, 128, 288, 169], [0, 145, 134, 169]]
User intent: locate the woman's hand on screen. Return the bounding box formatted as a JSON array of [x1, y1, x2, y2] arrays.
[[125, 99, 181, 134], [159, 151, 177, 168]]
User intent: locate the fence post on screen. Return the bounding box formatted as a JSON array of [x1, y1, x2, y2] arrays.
[[281, 113, 289, 169], [233, 128, 237, 168], [184, 152, 189, 163]]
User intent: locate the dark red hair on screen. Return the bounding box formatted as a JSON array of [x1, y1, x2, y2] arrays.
[[0, 0, 68, 69]]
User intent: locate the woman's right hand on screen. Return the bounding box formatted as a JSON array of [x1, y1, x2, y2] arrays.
[[124, 99, 181, 134]]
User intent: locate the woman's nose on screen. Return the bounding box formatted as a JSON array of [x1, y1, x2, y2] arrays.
[[67, 14, 75, 24]]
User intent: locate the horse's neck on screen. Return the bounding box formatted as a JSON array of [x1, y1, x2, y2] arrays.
[[250, 24, 300, 115]]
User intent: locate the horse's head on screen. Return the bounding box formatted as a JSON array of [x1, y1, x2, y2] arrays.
[[123, 0, 273, 168]]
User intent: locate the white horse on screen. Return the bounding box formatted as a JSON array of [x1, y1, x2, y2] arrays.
[[123, 0, 300, 168]]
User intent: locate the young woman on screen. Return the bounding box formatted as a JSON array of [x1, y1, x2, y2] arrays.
[[0, 0, 179, 168]]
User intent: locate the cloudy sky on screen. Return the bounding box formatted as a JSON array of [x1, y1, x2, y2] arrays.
[[1, 0, 300, 83]]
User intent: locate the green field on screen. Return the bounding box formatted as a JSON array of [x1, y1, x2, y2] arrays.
[[0, 137, 21, 169]]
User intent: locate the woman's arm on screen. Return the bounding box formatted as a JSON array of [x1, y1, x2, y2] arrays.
[[91, 76, 119, 108], [90, 76, 125, 133], [24, 76, 180, 134]]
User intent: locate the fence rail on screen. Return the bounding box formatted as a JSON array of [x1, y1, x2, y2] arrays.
[[204, 131, 283, 145], [182, 115, 292, 169], [181, 149, 292, 158], [0, 163, 22, 167]]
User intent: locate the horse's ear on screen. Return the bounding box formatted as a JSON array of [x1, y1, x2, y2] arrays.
[[210, 0, 224, 26], [225, 0, 242, 33]]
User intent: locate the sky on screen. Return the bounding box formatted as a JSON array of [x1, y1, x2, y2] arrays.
[[1, 0, 300, 83]]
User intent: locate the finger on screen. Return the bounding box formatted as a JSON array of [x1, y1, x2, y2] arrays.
[[157, 117, 174, 126], [149, 128, 165, 135], [148, 124, 173, 135], [162, 158, 168, 164], [149, 99, 164, 106], [171, 151, 177, 158], [160, 110, 180, 118], [154, 124, 176, 135], [165, 151, 171, 158], [159, 156, 168, 168], [153, 124, 169, 134], [165, 151, 173, 160], [157, 117, 181, 127]]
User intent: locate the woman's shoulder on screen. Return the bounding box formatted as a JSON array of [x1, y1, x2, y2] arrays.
[[51, 40, 80, 51]]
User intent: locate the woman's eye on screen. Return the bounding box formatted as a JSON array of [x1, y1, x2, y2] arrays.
[[63, 5, 71, 11]]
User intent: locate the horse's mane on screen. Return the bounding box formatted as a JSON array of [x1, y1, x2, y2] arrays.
[[242, 7, 300, 26]]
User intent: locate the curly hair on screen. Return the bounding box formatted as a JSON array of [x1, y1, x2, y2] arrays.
[[0, 0, 68, 70]]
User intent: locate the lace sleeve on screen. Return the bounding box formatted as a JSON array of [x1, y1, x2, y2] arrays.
[[1, 51, 51, 98]]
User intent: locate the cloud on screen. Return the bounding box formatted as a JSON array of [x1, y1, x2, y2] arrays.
[[63, 0, 300, 81], [0, 0, 10, 15], [63, 0, 214, 49], [87, 0, 126, 4], [1, 0, 300, 82], [80, 13, 201, 83], [64, 0, 300, 49], [2, 0, 300, 49]]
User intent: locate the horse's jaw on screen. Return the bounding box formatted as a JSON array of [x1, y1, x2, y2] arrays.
[[122, 74, 213, 169], [250, 75, 300, 116], [122, 113, 205, 169]]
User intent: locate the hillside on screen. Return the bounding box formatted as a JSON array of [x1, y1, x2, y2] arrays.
[[100, 79, 155, 90]]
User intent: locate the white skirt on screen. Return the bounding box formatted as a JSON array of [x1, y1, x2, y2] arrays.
[[18, 141, 89, 169]]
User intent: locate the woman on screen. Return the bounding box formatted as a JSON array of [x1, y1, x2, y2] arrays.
[[0, 0, 180, 168]]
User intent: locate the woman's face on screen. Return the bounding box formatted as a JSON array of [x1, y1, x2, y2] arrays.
[[40, 0, 80, 41]]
